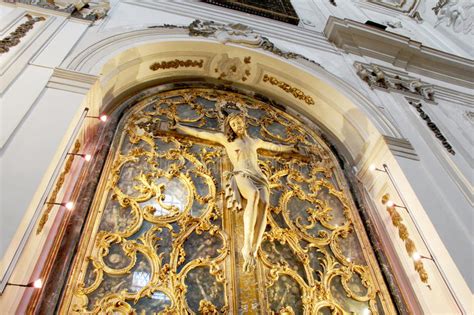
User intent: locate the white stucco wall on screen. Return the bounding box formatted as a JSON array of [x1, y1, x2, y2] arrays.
[[0, 0, 472, 313]]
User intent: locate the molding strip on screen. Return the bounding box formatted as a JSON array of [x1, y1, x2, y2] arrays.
[[383, 136, 419, 161], [47, 68, 99, 94]]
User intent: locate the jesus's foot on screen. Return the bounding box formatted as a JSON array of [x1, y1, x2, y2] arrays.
[[242, 247, 256, 273]]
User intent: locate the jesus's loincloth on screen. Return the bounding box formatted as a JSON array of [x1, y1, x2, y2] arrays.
[[223, 170, 269, 212]]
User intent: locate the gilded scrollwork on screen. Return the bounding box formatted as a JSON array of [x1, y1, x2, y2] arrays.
[[150, 59, 204, 71], [382, 193, 428, 284], [36, 140, 81, 234], [62, 89, 394, 314], [262, 74, 315, 105]]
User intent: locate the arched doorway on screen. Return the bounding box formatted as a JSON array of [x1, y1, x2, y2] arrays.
[[60, 87, 395, 314]]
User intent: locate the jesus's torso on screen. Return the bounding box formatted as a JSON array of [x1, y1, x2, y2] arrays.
[[224, 136, 266, 179]]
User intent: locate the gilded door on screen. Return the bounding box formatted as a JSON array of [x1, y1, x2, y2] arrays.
[[60, 89, 395, 314]]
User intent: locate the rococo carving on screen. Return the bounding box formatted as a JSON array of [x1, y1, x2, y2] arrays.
[[61, 89, 395, 314], [432, 0, 473, 34], [262, 74, 315, 105], [189, 20, 263, 46], [407, 99, 455, 155], [355, 63, 435, 101], [188, 20, 322, 67], [149, 59, 204, 71], [214, 54, 251, 81], [0, 14, 45, 55]]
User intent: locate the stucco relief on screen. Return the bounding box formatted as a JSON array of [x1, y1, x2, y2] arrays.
[[432, 0, 473, 34], [188, 20, 322, 67], [189, 20, 263, 46], [214, 54, 252, 81]]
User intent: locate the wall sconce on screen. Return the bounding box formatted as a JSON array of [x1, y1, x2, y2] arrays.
[[368, 164, 385, 172], [412, 252, 434, 262], [67, 152, 92, 162], [381, 193, 408, 211], [45, 201, 74, 210], [86, 114, 108, 122], [7, 278, 42, 288]]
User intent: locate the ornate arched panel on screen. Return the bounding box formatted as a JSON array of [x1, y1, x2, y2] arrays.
[[61, 88, 395, 314]]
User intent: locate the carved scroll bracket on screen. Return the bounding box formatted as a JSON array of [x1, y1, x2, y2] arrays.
[[355, 62, 435, 102]]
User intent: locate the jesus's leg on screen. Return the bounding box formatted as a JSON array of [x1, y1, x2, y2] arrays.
[[251, 187, 269, 258], [235, 174, 259, 272]]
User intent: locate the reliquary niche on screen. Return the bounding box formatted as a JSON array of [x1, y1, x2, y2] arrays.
[[61, 89, 395, 314]]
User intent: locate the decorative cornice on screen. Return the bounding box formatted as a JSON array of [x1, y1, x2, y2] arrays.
[[433, 86, 474, 106], [324, 17, 474, 89]]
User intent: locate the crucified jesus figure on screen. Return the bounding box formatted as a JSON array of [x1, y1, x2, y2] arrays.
[[170, 112, 296, 272]]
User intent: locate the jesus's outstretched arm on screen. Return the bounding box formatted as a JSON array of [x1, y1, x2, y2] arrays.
[[257, 139, 296, 153], [172, 121, 227, 145]]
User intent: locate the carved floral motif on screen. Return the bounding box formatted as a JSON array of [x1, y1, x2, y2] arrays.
[[355, 63, 435, 101], [0, 14, 45, 55]]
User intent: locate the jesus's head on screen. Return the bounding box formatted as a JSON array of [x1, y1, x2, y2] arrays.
[[224, 112, 246, 141]]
